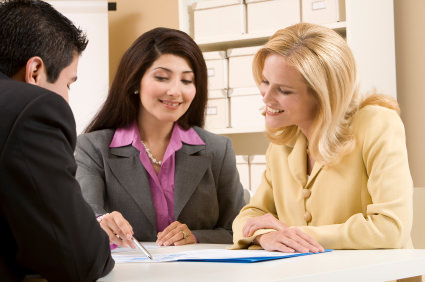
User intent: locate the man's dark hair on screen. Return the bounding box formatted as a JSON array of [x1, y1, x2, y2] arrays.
[[0, 0, 88, 82]]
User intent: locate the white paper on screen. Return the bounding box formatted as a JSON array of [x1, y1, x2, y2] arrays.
[[111, 242, 160, 254], [112, 248, 310, 264]]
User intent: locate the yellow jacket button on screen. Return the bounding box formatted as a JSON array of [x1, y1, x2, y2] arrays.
[[304, 211, 312, 223], [303, 189, 311, 198]]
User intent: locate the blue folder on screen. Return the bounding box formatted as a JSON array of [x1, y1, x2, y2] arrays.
[[178, 249, 333, 263]]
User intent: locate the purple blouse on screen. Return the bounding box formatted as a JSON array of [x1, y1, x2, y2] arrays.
[[109, 121, 205, 233]]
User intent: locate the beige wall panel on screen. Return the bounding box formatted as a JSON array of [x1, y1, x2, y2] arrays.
[[394, 0, 425, 187], [412, 187, 425, 249], [108, 0, 179, 83], [223, 133, 269, 156]]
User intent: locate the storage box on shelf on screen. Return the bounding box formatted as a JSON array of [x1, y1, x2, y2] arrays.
[[246, 0, 301, 36], [187, 0, 349, 135], [229, 87, 264, 130], [249, 155, 266, 195], [203, 51, 228, 91], [236, 154, 266, 196], [236, 155, 250, 192], [227, 45, 261, 89], [192, 0, 246, 42], [301, 0, 345, 24], [203, 51, 229, 130], [188, 0, 345, 49], [205, 89, 229, 130], [227, 45, 264, 130]]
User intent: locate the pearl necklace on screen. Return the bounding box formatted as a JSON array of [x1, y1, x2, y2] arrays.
[[141, 141, 162, 166]]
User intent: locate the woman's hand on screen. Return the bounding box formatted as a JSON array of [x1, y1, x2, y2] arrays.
[[98, 211, 135, 248], [156, 221, 196, 246], [242, 213, 286, 237], [254, 228, 324, 253]]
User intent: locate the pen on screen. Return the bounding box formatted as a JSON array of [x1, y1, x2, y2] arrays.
[[132, 237, 153, 260]]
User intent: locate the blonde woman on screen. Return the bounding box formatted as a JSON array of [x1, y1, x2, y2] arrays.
[[232, 23, 413, 253]]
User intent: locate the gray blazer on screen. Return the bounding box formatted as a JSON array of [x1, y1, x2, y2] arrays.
[[75, 126, 245, 243]]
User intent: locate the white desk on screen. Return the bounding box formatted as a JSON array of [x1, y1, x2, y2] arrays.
[[99, 244, 425, 282]]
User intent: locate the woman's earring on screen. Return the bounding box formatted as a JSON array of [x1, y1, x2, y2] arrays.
[[134, 90, 139, 95]]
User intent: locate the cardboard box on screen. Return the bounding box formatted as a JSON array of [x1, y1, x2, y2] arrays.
[[203, 51, 228, 90], [249, 155, 266, 195], [229, 87, 264, 129], [246, 0, 300, 36], [227, 46, 262, 89], [193, 0, 246, 41], [236, 155, 251, 192], [205, 89, 229, 129], [301, 0, 346, 24]]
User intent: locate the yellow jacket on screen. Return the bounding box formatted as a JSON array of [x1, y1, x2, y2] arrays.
[[232, 105, 413, 249]]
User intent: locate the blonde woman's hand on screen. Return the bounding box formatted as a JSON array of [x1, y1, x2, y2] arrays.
[[98, 211, 135, 248], [156, 221, 196, 246], [254, 228, 324, 253], [242, 213, 286, 237]]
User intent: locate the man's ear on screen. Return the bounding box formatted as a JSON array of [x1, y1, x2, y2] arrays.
[[25, 56, 45, 86]]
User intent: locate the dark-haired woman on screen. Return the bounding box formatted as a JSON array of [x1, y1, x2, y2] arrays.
[[75, 27, 245, 247]]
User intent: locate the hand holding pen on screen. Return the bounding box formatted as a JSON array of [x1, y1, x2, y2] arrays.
[[97, 211, 135, 248], [97, 211, 153, 260]]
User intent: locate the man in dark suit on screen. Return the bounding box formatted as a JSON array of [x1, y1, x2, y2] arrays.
[[0, 0, 114, 281]]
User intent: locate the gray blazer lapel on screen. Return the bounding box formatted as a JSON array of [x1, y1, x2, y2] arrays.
[[108, 146, 156, 228], [174, 144, 209, 219]]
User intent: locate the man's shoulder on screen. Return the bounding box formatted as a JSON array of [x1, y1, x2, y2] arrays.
[[0, 77, 70, 114], [1, 75, 49, 98], [0, 78, 75, 154], [0, 79, 74, 130]]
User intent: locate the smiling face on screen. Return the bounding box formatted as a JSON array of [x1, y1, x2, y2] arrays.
[[259, 53, 318, 138], [138, 54, 196, 127]]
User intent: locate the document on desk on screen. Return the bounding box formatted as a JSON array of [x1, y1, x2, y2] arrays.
[[112, 245, 332, 264]]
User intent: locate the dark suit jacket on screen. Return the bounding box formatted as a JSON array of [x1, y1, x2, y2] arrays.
[[0, 73, 114, 281], [76, 126, 246, 243]]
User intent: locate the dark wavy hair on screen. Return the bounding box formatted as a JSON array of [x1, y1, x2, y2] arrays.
[[0, 0, 88, 82], [85, 27, 208, 132]]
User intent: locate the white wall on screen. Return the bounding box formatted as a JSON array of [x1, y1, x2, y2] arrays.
[[48, 0, 109, 134], [346, 0, 397, 98]]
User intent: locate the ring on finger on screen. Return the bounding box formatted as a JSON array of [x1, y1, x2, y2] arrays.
[[182, 231, 189, 239]]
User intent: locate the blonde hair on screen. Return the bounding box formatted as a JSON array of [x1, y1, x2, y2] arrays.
[[253, 23, 399, 165]]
